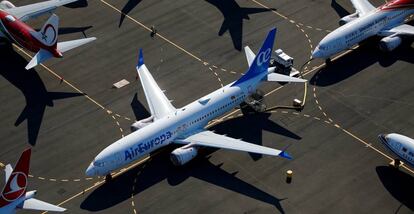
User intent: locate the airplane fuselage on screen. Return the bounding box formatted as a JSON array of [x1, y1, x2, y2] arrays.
[[313, 7, 414, 58], [0, 10, 60, 57], [86, 73, 264, 176], [378, 133, 414, 168]]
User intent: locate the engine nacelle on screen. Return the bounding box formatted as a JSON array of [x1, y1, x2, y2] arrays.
[[379, 36, 402, 52], [130, 116, 154, 131], [0, 0, 15, 9], [170, 146, 198, 166], [339, 13, 358, 26]]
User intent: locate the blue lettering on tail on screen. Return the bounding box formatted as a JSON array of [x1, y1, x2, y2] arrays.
[[231, 28, 277, 86]]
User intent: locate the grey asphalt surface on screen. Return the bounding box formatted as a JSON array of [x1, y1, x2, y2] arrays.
[[0, 0, 413, 213]]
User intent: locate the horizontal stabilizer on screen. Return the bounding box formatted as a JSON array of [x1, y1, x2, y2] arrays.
[[4, 164, 12, 182], [25, 49, 53, 70], [21, 198, 65, 212], [244, 46, 255, 66], [57, 37, 96, 53], [267, 73, 307, 83]]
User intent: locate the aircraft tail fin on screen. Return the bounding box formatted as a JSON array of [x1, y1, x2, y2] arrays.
[[31, 14, 59, 48], [232, 28, 277, 86], [0, 149, 31, 206]]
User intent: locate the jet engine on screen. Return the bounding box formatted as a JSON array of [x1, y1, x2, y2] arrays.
[[339, 13, 358, 26], [379, 36, 402, 52], [0, 0, 15, 9], [170, 146, 198, 166], [131, 116, 154, 131]]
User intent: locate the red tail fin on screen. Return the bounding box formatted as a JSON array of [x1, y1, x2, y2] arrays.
[[0, 148, 31, 207]]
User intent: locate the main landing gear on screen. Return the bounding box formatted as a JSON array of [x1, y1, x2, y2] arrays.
[[105, 174, 113, 182]]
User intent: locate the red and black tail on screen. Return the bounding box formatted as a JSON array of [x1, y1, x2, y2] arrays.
[[0, 148, 31, 207], [31, 14, 59, 48]]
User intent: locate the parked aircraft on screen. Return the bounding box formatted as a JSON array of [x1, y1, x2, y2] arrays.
[[378, 133, 414, 168], [86, 28, 307, 180], [312, 0, 414, 61], [0, 148, 65, 213], [0, 0, 95, 69]]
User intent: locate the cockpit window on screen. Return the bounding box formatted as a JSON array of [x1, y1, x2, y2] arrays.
[[5, 15, 15, 22], [93, 161, 104, 167], [319, 45, 327, 50]]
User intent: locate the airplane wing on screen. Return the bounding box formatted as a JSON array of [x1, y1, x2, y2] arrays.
[[350, 0, 375, 15], [4, 164, 12, 182], [380, 24, 414, 36], [136, 49, 176, 119], [5, 0, 78, 22], [175, 130, 292, 159], [20, 198, 66, 212]]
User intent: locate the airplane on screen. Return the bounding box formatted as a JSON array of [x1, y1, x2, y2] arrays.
[[0, 0, 96, 69], [85, 28, 307, 180], [312, 0, 414, 62], [0, 148, 65, 213], [378, 133, 414, 168]]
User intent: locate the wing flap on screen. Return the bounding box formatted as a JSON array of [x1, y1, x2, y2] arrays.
[[176, 130, 291, 159], [5, 0, 78, 21], [21, 198, 65, 212], [136, 49, 176, 119], [350, 0, 375, 15]]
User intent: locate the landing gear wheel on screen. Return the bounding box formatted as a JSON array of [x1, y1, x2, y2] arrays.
[[105, 174, 112, 182]]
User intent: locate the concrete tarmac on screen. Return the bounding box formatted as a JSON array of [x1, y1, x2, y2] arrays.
[[0, 0, 413, 213]]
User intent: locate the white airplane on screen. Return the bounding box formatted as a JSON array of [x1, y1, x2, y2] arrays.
[[312, 0, 414, 61], [0, 148, 65, 213], [85, 28, 307, 180], [0, 0, 96, 69], [378, 133, 414, 168]]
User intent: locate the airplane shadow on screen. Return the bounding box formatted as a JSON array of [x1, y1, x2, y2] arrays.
[[130, 93, 151, 121], [310, 37, 414, 87], [211, 112, 301, 161], [64, 0, 88, 8], [376, 166, 414, 211], [119, 0, 143, 27], [331, 0, 350, 18], [205, 0, 276, 51], [80, 148, 286, 213], [0, 47, 84, 145], [36, 26, 93, 37], [58, 26, 93, 38]]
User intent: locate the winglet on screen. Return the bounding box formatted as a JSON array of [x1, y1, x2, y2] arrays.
[[137, 48, 144, 68], [279, 150, 292, 160]]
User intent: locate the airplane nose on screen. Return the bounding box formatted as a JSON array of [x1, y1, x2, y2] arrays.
[[378, 134, 389, 144], [312, 47, 322, 59], [85, 163, 95, 177]]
